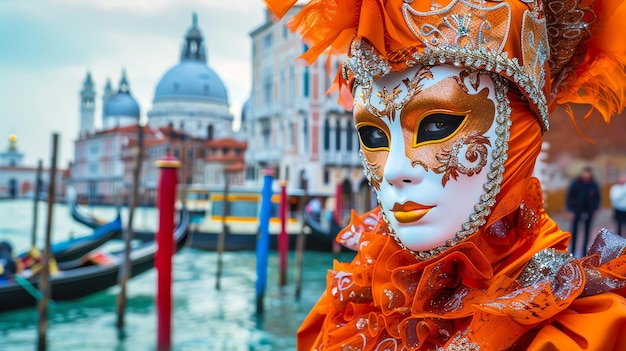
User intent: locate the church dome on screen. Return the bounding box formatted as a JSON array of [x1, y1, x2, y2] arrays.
[[152, 13, 229, 105], [103, 69, 140, 119], [154, 61, 228, 104], [105, 93, 140, 118]]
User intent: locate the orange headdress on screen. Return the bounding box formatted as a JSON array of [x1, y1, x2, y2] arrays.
[[264, 0, 626, 131]]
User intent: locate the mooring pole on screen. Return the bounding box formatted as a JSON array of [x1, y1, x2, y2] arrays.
[[38, 133, 58, 351], [31, 159, 43, 249], [278, 179, 288, 287], [256, 168, 274, 314], [155, 154, 180, 351], [216, 170, 230, 290], [117, 122, 144, 330]]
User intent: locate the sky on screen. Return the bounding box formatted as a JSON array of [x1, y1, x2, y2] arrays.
[[0, 0, 267, 167]]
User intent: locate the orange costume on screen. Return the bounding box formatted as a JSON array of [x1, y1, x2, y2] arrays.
[[263, 0, 626, 349]]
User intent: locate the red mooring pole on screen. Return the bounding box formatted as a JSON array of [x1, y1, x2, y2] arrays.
[[278, 179, 288, 287], [155, 154, 180, 351]]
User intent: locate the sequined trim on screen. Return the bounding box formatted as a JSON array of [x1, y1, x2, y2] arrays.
[[516, 248, 575, 287], [439, 331, 481, 351], [345, 39, 549, 131]]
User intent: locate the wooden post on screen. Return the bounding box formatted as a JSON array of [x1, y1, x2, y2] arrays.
[[38, 133, 58, 351], [155, 154, 180, 351], [256, 168, 274, 314], [117, 122, 143, 329], [216, 170, 230, 290], [278, 179, 288, 287], [31, 160, 43, 249]]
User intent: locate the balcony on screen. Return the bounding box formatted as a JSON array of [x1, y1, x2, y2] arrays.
[[321, 151, 361, 167]]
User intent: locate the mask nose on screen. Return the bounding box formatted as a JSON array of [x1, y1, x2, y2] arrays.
[[383, 140, 425, 189]]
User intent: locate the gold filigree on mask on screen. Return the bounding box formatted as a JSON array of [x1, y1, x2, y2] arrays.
[[434, 132, 491, 187], [360, 149, 384, 191], [358, 66, 434, 120]]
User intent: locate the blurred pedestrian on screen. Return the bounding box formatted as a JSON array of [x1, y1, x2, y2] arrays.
[[566, 166, 601, 255], [305, 197, 323, 222], [610, 173, 626, 236]]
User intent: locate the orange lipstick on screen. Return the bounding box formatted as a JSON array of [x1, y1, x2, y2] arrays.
[[391, 201, 434, 224]]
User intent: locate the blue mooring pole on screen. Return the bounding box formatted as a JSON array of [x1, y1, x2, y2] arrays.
[[256, 169, 274, 314]]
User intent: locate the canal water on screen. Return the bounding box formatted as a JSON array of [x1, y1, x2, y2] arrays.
[[0, 199, 352, 350]]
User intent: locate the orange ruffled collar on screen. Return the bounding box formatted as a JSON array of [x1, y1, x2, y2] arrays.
[[299, 178, 626, 350]]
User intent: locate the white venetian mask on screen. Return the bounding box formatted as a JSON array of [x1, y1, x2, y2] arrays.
[[354, 65, 509, 257]]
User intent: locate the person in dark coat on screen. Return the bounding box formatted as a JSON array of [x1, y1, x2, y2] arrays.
[[566, 166, 601, 256]]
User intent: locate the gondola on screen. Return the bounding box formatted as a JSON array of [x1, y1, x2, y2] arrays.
[[17, 215, 122, 264], [71, 198, 341, 252], [301, 210, 352, 252], [0, 210, 189, 312], [70, 203, 110, 230]]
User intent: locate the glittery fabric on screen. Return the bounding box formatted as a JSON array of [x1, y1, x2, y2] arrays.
[[297, 178, 626, 350]]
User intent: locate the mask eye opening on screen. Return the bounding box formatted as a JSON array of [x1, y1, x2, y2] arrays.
[[357, 124, 390, 151], [414, 111, 468, 146]]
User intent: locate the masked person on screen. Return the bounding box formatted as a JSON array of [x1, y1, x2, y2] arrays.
[[263, 0, 626, 349]]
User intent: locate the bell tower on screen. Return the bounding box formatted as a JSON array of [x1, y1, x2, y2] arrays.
[[79, 71, 96, 138]]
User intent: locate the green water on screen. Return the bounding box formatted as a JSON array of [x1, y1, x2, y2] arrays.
[[0, 199, 351, 350]]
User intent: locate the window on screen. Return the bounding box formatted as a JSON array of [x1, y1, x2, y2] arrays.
[[246, 166, 256, 181], [323, 168, 330, 184], [262, 33, 274, 57], [303, 67, 310, 98], [346, 121, 354, 151], [303, 118, 309, 153], [335, 119, 341, 151], [263, 68, 273, 104], [289, 121, 294, 146], [261, 119, 271, 148], [213, 200, 258, 217], [323, 119, 330, 151]]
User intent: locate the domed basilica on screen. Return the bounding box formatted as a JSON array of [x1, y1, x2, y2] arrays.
[[71, 14, 243, 205], [148, 13, 233, 139]]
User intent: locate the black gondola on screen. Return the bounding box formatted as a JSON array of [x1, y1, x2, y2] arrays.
[[17, 215, 122, 264], [70, 203, 110, 230], [71, 201, 341, 252], [0, 210, 189, 312], [301, 210, 351, 252]]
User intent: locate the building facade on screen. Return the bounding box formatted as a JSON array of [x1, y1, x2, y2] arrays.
[[246, 8, 375, 215], [71, 70, 144, 205], [0, 134, 67, 199]]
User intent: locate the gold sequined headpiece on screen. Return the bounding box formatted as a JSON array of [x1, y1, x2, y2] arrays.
[[264, 0, 626, 131]]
